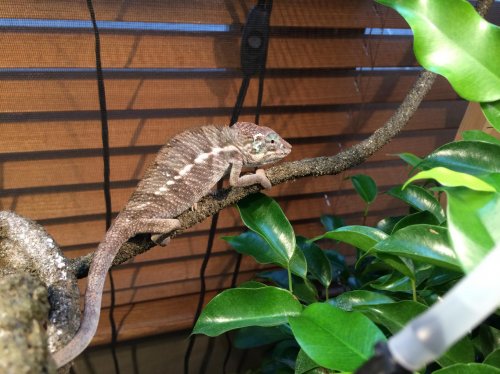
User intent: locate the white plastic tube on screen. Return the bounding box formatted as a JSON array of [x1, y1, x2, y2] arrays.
[[388, 244, 500, 371]]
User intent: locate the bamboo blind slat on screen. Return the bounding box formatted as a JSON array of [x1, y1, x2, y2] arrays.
[[0, 74, 457, 113]]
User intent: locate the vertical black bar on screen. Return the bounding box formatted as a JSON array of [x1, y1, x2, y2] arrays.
[[85, 1, 120, 373]]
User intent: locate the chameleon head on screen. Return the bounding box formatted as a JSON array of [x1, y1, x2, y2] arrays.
[[232, 122, 292, 166]]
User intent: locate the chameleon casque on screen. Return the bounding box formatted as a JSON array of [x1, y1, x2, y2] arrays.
[[53, 122, 292, 367]]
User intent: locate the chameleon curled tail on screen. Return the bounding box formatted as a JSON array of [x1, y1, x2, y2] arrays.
[[52, 225, 132, 367], [52, 123, 291, 367]]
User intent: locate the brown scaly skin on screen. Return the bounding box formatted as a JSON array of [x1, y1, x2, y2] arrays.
[[52, 122, 292, 367]]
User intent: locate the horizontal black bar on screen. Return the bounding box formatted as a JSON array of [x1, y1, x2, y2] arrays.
[[0, 99, 457, 124], [0, 66, 422, 80]]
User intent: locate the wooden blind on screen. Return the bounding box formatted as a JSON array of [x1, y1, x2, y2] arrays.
[[1, 0, 498, 345]]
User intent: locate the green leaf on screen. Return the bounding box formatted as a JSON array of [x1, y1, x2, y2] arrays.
[[481, 100, 500, 132], [238, 281, 268, 289], [374, 224, 461, 271], [369, 273, 413, 293], [446, 188, 499, 272], [295, 349, 320, 374], [224, 231, 307, 278], [375, 0, 500, 102], [237, 193, 297, 266], [193, 287, 302, 336], [404, 167, 497, 192], [434, 363, 500, 373], [356, 301, 475, 367], [233, 326, 291, 349], [484, 349, 500, 368], [388, 185, 445, 223], [297, 236, 332, 288], [392, 211, 440, 233], [397, 152, 424, 168], [319, 226, 413, 277], [320, 214, 345, 232], [289, 303, 386, 372], [328, 290, 394, 312], [462, 130, 500, 146], [422, 141, 500, 175], [376, 216, 405, 234], [258, 270, 318, 304], [349, 174, 378, 204], [315, 225, 388, 251], [292, 276, 319, 304]]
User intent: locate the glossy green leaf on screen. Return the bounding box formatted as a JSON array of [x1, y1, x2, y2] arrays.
[[369, 273, 413, 293], [320, 214, 345, 232], [481, 100, 500, 132], [224, 231, 307, 278], [446, 188, 499, 272], [422, 141, 500, 175], [292, 276, 319, 304], [375, 253, 415, 279], [258, 270, 318, 304], [289, 303, 386, 371], [397, 152, 424, 168], [193, 287, 302, 336], [434, 363, 500, 373], [297, 236, 332, 288], [238, 281, 268, 289], [376, 216, 405, 234], [324, 249, 347, 282], [404, 167, 496, 192], [233, 326, 291, 349], [349, 174, 378, 204], [374, 224, 461, 271], [356, 301, 475, 367], [375, 0, 500, 102], [388, 185, 445, 223], [328, 290, 394, 312], [484, 349, 500, 368], [320, 226, 413, 277], [237, 193, 296, 265], [315, 225, 388, 251], [392, 211, 440, 233], [462, 130, 500, 146]]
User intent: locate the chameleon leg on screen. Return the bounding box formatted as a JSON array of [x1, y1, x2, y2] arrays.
[[136, 218, 181, 246], [229, 161, 272, 189]]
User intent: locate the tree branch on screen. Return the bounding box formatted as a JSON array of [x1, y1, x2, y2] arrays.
[[70, 71, 437, 278]]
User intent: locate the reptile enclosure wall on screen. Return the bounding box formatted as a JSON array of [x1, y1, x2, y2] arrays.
[[1, 1, 498, 372]]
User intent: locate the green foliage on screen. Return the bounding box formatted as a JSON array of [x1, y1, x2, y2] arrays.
[[481, 101, 500, 132], [194, 133, 500, 371], [289, 303, 385, 372], [375, 0, 500, 102], [349, 174, 378, 205], [192, 286, 302, 336], [193, 1, 500, 371]]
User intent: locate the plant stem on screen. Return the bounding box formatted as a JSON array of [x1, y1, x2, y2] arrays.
[[287, 266, 293, 293], [411, 278, 417, 302], [362, 204, 369, 226], [324, 286, 329, 301]]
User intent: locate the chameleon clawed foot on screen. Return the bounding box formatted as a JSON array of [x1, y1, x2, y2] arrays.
[[255, 169, 272, 189], [151, 234, 171, 246]]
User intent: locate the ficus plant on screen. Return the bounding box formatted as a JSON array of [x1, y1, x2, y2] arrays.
[[193, 0, 500, 373]]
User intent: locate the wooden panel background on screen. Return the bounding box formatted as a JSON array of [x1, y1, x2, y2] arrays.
[[1, 0, 497, 346]]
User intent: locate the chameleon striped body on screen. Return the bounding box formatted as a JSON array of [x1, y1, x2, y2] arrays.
[[53, 122, 291, 367]]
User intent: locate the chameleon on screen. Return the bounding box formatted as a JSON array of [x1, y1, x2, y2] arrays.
[[52, 122, 292, 367]]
